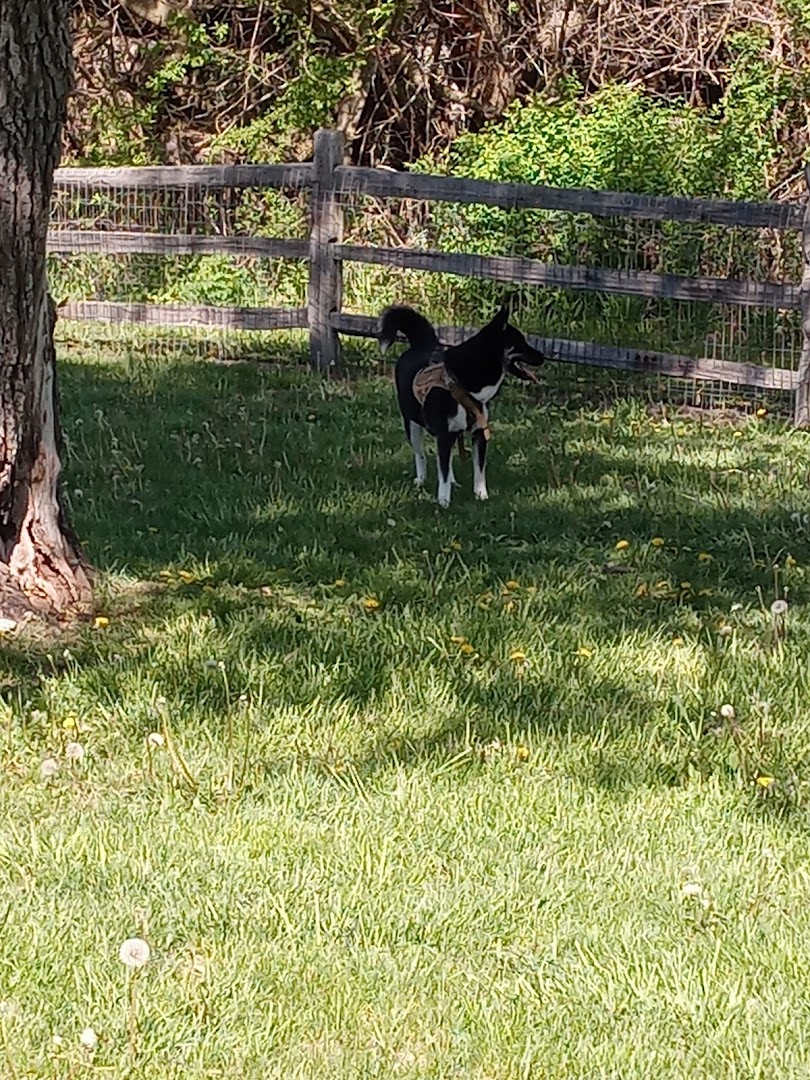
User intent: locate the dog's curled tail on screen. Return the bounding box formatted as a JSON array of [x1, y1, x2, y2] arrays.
[[378, 306, 438, 354]]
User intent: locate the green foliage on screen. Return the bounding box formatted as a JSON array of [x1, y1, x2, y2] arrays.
[[392, 44, 798, 352], [428, 45, 785, 200], [79, 99, 160, 167], [145, 12, 230, 99], [780, 0, 810, 35], [271, 54, 361, 136]]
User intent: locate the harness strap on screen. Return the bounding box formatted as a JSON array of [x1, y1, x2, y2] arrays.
[[412, 361, 492, 441]]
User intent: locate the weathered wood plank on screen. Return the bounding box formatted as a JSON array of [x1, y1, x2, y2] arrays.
[[308, 129, 344, 372], [331, 312, 797, 391], [334, 243, 800, 310], [58, 301, 308, 331], [336, 166, 804, 230], [53, 163, 313, 191], [794, 165, 810, 426], [47, 231, 309, 259]]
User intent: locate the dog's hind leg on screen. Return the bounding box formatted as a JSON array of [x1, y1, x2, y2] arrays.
[[407, 420, 427, 487], [449, 435, 464, 485], [436, 431, 455, 508], [472, 427, 488, 501]]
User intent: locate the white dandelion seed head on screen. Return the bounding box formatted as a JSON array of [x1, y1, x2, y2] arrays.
[[681, 882, 703, 899], [719, 704, 736, 721], [119, 937, 151, 969], [717, 625, 733, 637], [0, 1000, 21, 1023], [40, 756, 60, 780], [51, 1034, 64, 1048], [203, 658, 219, 670], [79, 1027, 98, 1051], [730, 603, 743, 612], [65, 741, 85, 763], [147, 731, 164, 748], [770, 599, 789, 616]]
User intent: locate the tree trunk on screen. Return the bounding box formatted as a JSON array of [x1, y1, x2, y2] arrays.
[[0, 0, 91, 622]]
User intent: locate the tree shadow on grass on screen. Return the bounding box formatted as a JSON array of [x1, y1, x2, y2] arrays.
[[2, 349, 809, 803]]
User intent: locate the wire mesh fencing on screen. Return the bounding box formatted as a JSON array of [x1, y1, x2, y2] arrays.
[[49, 155, 804, 415]]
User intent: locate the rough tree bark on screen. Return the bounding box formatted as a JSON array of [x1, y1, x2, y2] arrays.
[[0, 0, 91, 622]]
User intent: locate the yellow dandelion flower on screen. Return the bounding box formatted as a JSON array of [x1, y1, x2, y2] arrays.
[[158, 569, 173, 578], [449, 541, 462, 551], [755, 775, 775, 789], [651, 537, 665, 547], [504, 600, 515, 614], [93, 616, 110, 629], [615, 539, 630, 551], [450, 635, 467, 645], [635, 582, 648, 598], [756, 407, 767, 418], [515, 745, 530, 762], [334, 578, 346, 587], [459, 642, 474, 655], [363, 596, 380, 612], [62, 714, 78, 731], [505, 579, 520, 590], [178, 570, 196, 583], [786, 555, 797, 569], [680, 581, 692, 591], [510, 649, 527, 662], [672, 636, 685, 646], [576, 646, 593, 658], [697, 552, 712, 563]]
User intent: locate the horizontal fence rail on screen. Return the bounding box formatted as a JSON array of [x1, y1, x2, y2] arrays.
[[334, 166, 804, 230], [50, 129, 810, 421], [53, 163, 313, 191], [59, 301, 308, 331], [332, 313, 799, 391], [334, 244, 801, 310], [49, 231, 309, 260]]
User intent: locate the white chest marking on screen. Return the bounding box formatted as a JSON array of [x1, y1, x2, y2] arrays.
[[473, 375, 505, 405]]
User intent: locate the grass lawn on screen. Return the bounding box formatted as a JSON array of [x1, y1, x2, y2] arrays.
[[3, 336, 810, 1078]]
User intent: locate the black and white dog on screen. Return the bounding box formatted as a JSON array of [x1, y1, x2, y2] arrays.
[[379, 304, 546, 507]]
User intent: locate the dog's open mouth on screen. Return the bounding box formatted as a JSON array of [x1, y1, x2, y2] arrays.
[[508, 359, 540, 384]]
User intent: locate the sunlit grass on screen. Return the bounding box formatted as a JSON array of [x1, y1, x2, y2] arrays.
[[2, 344, 810, 1077]]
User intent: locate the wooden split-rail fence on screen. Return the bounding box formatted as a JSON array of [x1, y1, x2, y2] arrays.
[[51, 129, 810, 426]]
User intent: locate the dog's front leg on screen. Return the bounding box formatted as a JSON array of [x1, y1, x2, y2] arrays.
[[436, 431, 455, 508], [472, 427, 488, 501]]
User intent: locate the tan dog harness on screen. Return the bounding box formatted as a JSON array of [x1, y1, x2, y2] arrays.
[[412, 361, 492, 441]]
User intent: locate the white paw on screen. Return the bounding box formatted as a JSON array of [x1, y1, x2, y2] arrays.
[[474, 488, 489, 501], [438, 494, 451, 509], [413, 476, 425, 487]]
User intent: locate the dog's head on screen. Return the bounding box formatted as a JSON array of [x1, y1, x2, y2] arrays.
[[484, 304, 547, 383]]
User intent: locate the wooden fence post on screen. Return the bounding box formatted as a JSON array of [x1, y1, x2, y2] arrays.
[[794, 164, 810, 427], [308, 129, 344, 372]]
